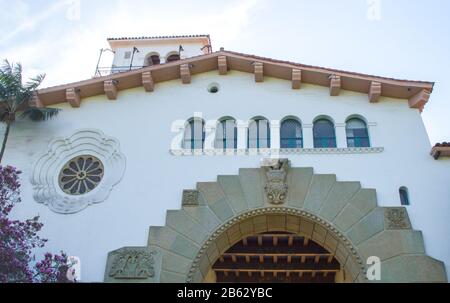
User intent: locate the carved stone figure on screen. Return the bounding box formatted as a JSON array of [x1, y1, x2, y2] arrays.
[[262, 158, 290, 205]]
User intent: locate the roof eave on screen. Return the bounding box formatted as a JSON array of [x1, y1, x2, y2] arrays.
[[36, 50, 434, 110]]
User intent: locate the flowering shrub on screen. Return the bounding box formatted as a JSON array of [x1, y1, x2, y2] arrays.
[[0, 165, 72, 283]]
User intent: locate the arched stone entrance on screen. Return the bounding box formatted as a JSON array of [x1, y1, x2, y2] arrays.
[[211, 231, 342, 283], [104, 159, 447, 283], [188, 208, 365, 283]]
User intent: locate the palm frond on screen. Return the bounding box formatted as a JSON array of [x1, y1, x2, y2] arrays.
[[21, 107, 60, 122], [1, 59, 13, 75], [25, 73, 45, 91], [0, 59, 47, 112]]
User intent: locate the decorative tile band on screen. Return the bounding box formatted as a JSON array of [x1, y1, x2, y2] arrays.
[[170, 147, 384, 156]]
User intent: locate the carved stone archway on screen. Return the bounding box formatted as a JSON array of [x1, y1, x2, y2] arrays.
[[104, 159, 447, 283]]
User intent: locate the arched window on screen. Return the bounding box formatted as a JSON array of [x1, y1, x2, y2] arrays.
[[144, 53, 160, 66], [148, 55, 160, 66], [183, 118, 205, 150], [313, 118, 336, 148], [248, 118, 270, 149], [346, 118, 370, 147], [215, 118, 237, 150], [281, 118, 303, 148], [166, 53, 180, 62], [399, 187, 410, 206]]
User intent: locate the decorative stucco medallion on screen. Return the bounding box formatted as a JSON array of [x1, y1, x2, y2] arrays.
[[109, 248, 156, 279], [30, 129, 126, 214], [261, 158, 290, 205]]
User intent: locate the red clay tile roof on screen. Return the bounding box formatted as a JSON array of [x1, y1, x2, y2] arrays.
[[35, 50, 434, 108], [107, 34, 210, 41], [223, 50, 435, 87], [434, 142, 450, 147]]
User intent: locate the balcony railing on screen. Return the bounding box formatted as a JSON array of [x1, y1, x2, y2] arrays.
[[94, 65, 145, 77]]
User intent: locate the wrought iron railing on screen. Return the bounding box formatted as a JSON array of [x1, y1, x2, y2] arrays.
[[94, 65, 145, 77]]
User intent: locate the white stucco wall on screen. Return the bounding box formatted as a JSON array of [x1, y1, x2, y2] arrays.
[[111, 41, 206, 68], [2, 71, 449, 282]]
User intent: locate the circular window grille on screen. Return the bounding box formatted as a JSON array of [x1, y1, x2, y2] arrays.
[[59, 155, 104, 195]]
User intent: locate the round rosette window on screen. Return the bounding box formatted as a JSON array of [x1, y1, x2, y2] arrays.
[[30, 129, 126, 214], [59, 155, 105, 195]]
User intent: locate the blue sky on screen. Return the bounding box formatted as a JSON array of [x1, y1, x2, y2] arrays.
[[0, 0, 449, 143]]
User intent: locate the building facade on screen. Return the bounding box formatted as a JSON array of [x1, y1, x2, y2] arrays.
[[4, 35, 449, 283]]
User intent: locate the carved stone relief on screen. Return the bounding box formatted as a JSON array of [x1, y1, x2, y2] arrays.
[[385, 207, 411, 230], [261, 158, 290, 205], [108, 248, 156, 279]]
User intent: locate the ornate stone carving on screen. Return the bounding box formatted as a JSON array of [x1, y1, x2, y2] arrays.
[[262, 158, 289, 205], [30, 129, 126, 214], [109, 248, 156, 279], [385, 208, 411, 230], [182, 190, 199, 206]]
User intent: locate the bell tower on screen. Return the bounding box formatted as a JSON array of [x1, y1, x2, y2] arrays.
[[95, 34, 211, 76]]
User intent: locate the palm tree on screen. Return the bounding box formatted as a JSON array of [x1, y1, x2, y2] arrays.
[[0, 60, 60, 163]]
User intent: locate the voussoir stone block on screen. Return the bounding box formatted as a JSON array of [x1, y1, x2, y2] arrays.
[[197, 182, 234, 222], [345, 253, 363, 282], [238, 168, 265, 209], [215, 232, 231, 254], [199, 254, 213, 277], [350, 188, 377, 214], [346, 208, 385, 246], [312, 223, 327, 245], [380, 255, 447, 283], [226, 223, 243, 245], [217, 175, 249, 214], [333, 188, 377, 233], [323, 233, 339, 254], [191, 269, 204, 283], [267, 214, 287, 231], [286, 215, 301, 233], [335, 241, 350, 266], [253, 215, 269, 233], [160, 270, 187, 283], [303, 174, 336, 214], [206, 241, 220, 264], [357, 230, 425, 261], [161, 251, 192, 275], [239, 218, 256, 236], [286, 167, 314, 209], [299, 217, 314, 238], [148, 226, 199, 260], [183, 204, 222, 233], [165, 210, 209, 245], [319, 181, 361, 222]]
